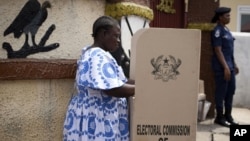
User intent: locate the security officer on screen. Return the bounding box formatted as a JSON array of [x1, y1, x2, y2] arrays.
[[211, 7, 239, 127]]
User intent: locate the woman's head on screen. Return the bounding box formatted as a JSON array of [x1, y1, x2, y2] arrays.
[[92, 16, 120, 52], [211, 7, 231, 25]]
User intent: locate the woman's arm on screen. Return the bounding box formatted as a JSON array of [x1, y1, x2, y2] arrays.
[[214, 46, 231, 81], [103, 83, 135, 98]]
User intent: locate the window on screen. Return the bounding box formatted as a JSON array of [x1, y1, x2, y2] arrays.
[[237, 5, 250, 32]]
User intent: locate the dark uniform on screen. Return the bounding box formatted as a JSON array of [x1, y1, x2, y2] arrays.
[[211, 24, 236, 113], [211, 7, 238, 127]]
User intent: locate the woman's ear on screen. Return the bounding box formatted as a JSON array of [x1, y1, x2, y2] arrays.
[[103, 29, 110, 37], [99, 29, 107, 38], [95, 29, 104, 40], [218, 15, 222, 21]]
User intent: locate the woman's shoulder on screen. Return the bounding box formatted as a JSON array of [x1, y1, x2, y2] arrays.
[[213, 24, 223, 31], [212, 24, 227, 36], [79, 47, 103, 57], [79, 47, 116, 63]]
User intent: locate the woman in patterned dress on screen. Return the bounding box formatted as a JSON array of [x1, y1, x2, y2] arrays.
[[63, 16, 135, 141]]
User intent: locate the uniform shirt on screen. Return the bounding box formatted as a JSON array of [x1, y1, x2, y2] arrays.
[[211, 24, 235, 72]]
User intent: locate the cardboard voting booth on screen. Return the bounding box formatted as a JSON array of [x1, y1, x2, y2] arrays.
[[129, 28, 201, 141]]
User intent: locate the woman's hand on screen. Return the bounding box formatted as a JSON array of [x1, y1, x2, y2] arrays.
[[234, 65, 239, 75], [224, 67, 231, 81], [126, 79, 135, 84]]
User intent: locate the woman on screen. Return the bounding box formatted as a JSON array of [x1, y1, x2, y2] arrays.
[[63, 16, 135, 140], [211, 7, 239, 127]]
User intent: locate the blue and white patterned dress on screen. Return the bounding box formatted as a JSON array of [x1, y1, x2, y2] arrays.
[[63, 47, 129, 141]]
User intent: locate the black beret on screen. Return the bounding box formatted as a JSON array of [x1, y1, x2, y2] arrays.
[[211, 7, 231, 23], [215, 7, 231, 15]]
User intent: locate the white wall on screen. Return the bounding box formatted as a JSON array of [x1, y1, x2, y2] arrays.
[[233, 32, 250, 108]]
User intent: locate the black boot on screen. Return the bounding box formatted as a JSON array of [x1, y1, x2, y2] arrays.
[[214, 110, 231, 127], [225, 109, 239, 125]]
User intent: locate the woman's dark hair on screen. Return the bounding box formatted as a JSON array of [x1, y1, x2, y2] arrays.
[[92, 16, 119, 38]]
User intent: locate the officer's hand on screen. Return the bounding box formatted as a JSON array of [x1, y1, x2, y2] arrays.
[[224, 68, 231, 81], [234, 66, 239, 75]]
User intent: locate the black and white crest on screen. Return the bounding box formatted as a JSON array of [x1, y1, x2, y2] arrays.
[[151, 55, 182, 82]]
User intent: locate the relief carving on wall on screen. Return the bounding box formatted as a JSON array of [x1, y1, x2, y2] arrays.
[[157, 0, 176, 14], [2, 0, 59, 58], [106, 0, 149, 7], [105, 0, 153, 21]]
